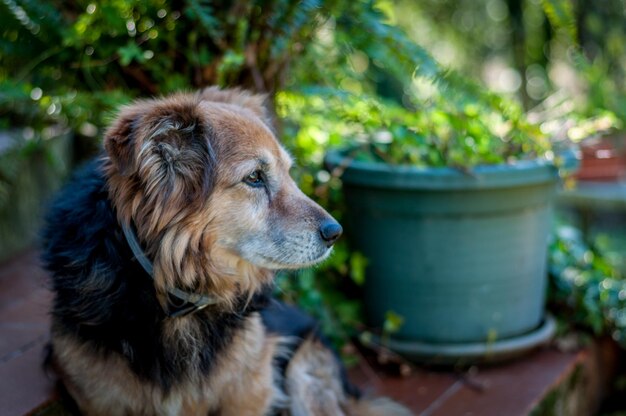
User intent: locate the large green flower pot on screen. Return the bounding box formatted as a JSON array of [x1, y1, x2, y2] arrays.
[[326, 150, 576, 359]]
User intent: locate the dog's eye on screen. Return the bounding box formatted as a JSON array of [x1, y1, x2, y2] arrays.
[[244, 170, 265, 187]]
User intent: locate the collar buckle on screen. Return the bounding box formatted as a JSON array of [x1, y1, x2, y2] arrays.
[[165, 287, 215, 318], [166, 298, 211, 318]]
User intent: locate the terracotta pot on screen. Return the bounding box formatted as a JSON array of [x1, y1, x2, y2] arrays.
[[576, 134, 626, 181]]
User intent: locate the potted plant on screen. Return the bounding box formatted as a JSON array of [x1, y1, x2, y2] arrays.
[[0, 80, 73, 263], [0, 126, 72, 263], [320, 92, 579, 363], [532, 110, 624, 183], [576, 133, 626, 181]]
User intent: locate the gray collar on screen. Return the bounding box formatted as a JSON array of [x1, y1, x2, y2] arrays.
[[121, 222, 219, 318]]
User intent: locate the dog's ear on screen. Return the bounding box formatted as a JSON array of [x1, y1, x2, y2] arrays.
[[199, 86, 273, 129], [141, 101, 217, 202], [105, 98, 216, 180], [104, 107, 143, 176]]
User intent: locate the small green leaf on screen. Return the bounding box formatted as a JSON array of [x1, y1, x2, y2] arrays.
[[383, 310, 405, 335], [117, 42, 144, 66], [349, 252, 368, 286]]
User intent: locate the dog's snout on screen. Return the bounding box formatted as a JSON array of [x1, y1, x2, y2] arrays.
[[319, 219, 342, 246]]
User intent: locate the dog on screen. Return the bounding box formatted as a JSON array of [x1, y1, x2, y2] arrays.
[[42, 88, 411, 415]]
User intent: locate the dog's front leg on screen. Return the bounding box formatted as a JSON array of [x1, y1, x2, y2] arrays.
[[209, 317, 287, 416], [284, 338, 348, 416]]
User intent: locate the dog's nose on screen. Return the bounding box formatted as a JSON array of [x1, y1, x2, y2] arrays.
[[319, 220, 343, 246]]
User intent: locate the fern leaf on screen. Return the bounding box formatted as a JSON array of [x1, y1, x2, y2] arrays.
[[186, 0, 224, 42], [540, 0, 578, 45]]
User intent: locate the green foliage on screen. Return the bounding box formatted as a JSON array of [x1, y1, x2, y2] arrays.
[[540, 0, 626, 122], [541, 0, 577, 44], [278, 1, 557, 168], [0, 0, 348, 134], [549, 226, 626, 347], [383, 311, 405, 336], [279, 88, 550, 168], [387, 0, 626, 126], [1, 0, 556, 168]]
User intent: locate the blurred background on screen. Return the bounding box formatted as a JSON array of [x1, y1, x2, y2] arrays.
[[1, 0, 626, 413]]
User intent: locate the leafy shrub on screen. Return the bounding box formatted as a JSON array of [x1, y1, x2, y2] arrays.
[[0, 0, 350, 132], [1, 0, 554, 168], [549, 226, 626, 347], [278, 88, 551, 168]]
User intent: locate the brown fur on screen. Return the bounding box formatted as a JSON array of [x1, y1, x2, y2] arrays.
[[49, 88, 412, 415], [52, 315, 285, 416], [285, 339, 412, 416]]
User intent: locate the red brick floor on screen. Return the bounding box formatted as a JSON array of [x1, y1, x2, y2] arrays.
[[0, 250, 57, 416], [0, 249, 610, 415], [349, 347, 590, 416]]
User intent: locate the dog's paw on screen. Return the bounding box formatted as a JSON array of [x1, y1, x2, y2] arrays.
[[284, 338, 413, 416], [285, 338, 346, 416]]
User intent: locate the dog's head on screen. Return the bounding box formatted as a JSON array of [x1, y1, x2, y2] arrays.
[[103, 88, 341, 304]]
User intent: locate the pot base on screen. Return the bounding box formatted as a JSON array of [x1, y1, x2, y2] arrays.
[[378, 315, 556, 365]]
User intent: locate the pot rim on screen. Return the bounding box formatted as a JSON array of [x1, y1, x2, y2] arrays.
[[325, 147, 580, 190], [372, 314, 556, 365]]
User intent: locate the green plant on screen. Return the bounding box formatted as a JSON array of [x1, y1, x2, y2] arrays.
[[279, 88, 551, 168], [540, 0, 626, 124], [2, 0, 382, 139], [2, 0, 556, 165], [549, 226, 626, 347]]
